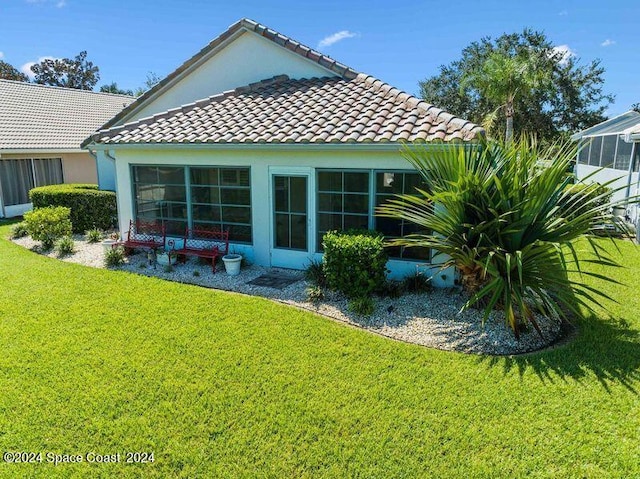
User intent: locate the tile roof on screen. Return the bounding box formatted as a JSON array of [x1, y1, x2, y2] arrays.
[[87, 74, 483, 146], [0, 80, 134, 151], [101, 18, 359, 130]]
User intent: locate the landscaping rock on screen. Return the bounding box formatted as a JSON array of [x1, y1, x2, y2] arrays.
[[12, 235, 563, 355]]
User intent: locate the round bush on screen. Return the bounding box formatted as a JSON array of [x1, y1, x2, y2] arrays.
[[29, 184, 117, 233], [322, 229, 388, 299], [24, 206, 72, 250]]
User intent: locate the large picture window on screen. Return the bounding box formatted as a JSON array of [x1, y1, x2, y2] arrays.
[[375, 171, 430, 260], [316, 170, 370, 250], [132, 165, 252, 242], [0, 157, 62, 207], [316, 168, 430, 261], [191, 167, 252, 243], [133, 166, 187, 235]]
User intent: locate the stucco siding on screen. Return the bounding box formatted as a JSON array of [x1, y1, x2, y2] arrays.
[[130, 32, 337, 122], [112, 147, 454, 286]]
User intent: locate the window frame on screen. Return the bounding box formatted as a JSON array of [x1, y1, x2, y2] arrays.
[[315, 168, 431, 262], [131, 164, 253, 244]]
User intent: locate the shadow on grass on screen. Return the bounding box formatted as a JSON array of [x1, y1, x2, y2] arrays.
[[478, 313, 640, 393]]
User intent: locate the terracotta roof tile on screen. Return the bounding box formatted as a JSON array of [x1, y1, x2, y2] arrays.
[[88, 74, 483, 146]]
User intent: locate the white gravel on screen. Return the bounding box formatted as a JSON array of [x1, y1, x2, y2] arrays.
[[12, 234, 563, 355]]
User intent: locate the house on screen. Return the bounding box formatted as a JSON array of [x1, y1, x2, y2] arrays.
[[0, 80, 134, 217], [572, 110, 640, 222], [82, 18, 482, 284]]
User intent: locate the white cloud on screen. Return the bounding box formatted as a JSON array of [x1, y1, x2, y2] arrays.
[[20, 56, 58, 78], [558, 9, 568, 16], [317, 30, 359, 49], [56, 0, 66, 7], [551, 44, 575, 66], [0, 52, 4, 60], [601, 39, 616, 47]]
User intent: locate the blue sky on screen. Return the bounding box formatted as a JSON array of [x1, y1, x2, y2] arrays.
[[0, 0, 637, 119]]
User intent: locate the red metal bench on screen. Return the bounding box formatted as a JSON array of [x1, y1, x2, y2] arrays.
[[117, 219, 165, 252], [173, 227, 229, 272]]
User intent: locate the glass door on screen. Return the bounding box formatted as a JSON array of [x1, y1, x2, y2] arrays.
[[270, 172, 311, 268]]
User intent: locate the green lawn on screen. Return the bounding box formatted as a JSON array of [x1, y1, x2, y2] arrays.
[[0, 222, 638, 478]]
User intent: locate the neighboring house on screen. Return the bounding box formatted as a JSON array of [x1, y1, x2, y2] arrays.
[[0, 80, 134, 217], [83, 18, 482, 283], [572, 110, 640, 222]]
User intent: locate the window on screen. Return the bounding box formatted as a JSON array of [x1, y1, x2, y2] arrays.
[[191, 167, 252, 243], [577, 140, 590, 164], [0, 157, 62, 207], [132, 165, 252, 243], [316, 170, 370, 250], [375, 171, 430, 260], [600, 135, 617, 168], [587, 136, 603, 166], [614, 138, 633, 171], [133, 166, 187, 235]]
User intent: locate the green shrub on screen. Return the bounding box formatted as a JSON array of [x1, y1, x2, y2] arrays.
[[348, 297, 375, 316], [85, 228, 103, 243], [304, 259, 327, 288], [29, 184, 117, 233], [55, 236, 75, 257], [9, 222, 29, 239], [322, 230, 388, 299], [104, 246, 125, 267], [24, 206, 72, 250], [305, 285, 325, 303]]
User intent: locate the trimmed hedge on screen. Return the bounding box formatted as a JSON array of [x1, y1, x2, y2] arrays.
[[322, 229, 388, 299], [29, 184, 117, 233]]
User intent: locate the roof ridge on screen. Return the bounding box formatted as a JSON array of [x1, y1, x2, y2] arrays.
[[0, 78, 135, 99], [355, 74, 482, 135]]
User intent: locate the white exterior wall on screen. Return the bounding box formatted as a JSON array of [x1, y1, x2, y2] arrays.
[[130, 32, 337, 121], [111, 146, 454, 287], [576, 163, 640, 222]]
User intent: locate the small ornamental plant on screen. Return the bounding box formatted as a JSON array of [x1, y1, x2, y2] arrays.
[[85, 228, 103, 243], [55, 236, 75, 257], [24, 206, 72, 250], [104, 246, 125, 268]]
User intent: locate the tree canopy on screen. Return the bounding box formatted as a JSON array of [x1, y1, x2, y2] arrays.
[[31, 51, 99, 90], [419, 30, 613, 142], [0, 60, 28, 82], [99, 82, 134, 96]]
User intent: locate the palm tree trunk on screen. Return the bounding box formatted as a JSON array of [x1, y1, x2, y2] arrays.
[[505, 101, 514, 144]]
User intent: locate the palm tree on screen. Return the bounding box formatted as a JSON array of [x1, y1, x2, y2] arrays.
[[462, 52, 547, 143], [377, 138, 631, 338]]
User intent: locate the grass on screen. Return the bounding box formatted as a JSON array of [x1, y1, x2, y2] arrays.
[[0, 220, 638, 478]]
